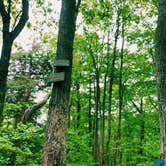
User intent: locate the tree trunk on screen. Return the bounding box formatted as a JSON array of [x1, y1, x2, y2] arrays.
[[0, 37, 13, 123], [93, 70, 100, 165], [42, 1, 80, 165], [88, 81, 93, 148], [139, 98, 144, 156], [114, 20, 125, 166], [132, 98, 145, 161], [93, 69, 100, 165], [76, 82, 81, 130], [99, 74, 107, 166], [88, 81, 92, 134], [105, 12, 120, 166], [155, 0, 166, 160], [87, 41, 100, 164], [99, 30, 110, 166]]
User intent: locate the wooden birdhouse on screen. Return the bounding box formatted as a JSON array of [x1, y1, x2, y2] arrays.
[[48, 59, 70, 83], [54, 59, 70, 67]]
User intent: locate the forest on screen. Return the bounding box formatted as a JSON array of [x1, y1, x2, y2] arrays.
[[0, 0, 166, 166]]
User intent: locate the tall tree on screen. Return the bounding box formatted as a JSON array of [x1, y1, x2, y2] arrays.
[[99, 30, 110, 166], [89, 44, 101, 164], [155, 0, 166, 160], [114, 19, 125, 166], [105, 11, 120, 165], [42, 0, 81, 165], [0, 0, 29, 124]]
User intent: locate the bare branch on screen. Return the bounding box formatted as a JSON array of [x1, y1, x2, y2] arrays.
[[11, 11, 22, 31], [11, 0, 29, 40], [21, 93, 51, 123]]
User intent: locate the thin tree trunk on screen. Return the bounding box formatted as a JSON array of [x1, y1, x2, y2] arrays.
[[105, 12, 120, 166], [88, 81, 93, 148], [88, 81, 92, 134], [139, 98, 144, 156], [99, 74, 107, 166], [94, 70, 100, 165], [42, 1, 80, 165], [132, 98, 145, 158], [88, 42, 100, 164], [114, 20, 125, 166], [155, 0, 166, 160], [76, 82, 81, 130], [99, 30, 110, 166]]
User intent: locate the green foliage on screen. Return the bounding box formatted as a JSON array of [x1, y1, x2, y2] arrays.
[[0, 123, 44, 166], [67, 129, 94, 165]]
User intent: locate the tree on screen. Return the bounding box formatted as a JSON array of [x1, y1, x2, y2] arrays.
[[42, 0, 81, 165], [155, 0, 166, 160], [0, 0, 29, 124], [105, 10, 120, 166], [114, 18, 125, 166]]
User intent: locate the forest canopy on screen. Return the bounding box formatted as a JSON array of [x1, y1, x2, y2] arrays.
[[0, 0, 164, 166]]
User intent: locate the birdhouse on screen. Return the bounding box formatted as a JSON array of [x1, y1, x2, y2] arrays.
[[47, 59, 70, 83], [54, 59, 70, 67], [48, 72, 65, 83]]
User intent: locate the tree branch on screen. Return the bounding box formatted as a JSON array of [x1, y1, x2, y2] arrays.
[[148, 96, 158, 111], [7, 0, 12, 15], [11, 11, 22, 31], [0, 1, 8, 18], [21, 93, 51, 123], [76, 0, 81, 15], [131, 100, 142, 114], [11, 0, 29, 40]]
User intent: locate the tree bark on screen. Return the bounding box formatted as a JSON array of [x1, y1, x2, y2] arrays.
[[155, 0, 166, 160], [0, 37, 13, 123], [42, 1, 80, 165]]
